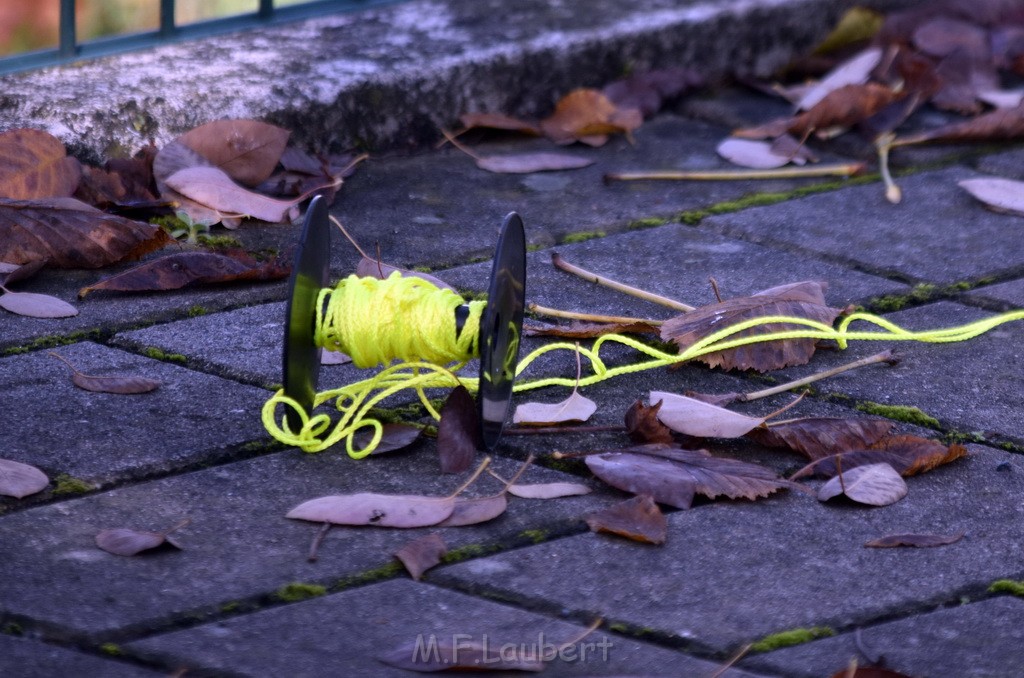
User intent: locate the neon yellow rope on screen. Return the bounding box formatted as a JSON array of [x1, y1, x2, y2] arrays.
[[261, 273, 1024, 456]]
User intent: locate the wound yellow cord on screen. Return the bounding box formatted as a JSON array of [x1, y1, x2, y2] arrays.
[[261, 273, 1024, 456]]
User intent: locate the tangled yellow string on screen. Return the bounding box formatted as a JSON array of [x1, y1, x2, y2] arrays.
[[261, 273, 1024, 456]]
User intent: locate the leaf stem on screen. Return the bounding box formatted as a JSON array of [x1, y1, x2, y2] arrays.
[[528, 303, 664, 326], [447, 456, 492, 499], [603, 162, 864, 182], [710, 643, 752, 678], [308, 522, 332, 563], [749, 350, 899, 405], [875, 134, 901, 204], [329, 215, 371, 260], [551, 252, 695, 312], [439, 128, 484, 161]]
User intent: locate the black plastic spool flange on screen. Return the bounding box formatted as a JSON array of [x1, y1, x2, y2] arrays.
[[282, 196, 526, 450]]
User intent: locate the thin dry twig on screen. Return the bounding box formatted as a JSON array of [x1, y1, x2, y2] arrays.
[[551, 252, 695, 312]]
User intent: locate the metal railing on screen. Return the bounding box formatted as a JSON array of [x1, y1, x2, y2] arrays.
[[0, 0, 404, 74]]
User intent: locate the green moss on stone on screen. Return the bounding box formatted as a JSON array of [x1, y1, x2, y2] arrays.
[[196, 234, 243, 249], [989, 579, 1024, 596], [333, 562, 403, 589], [99, 643, 122, 656], [519, 529, 548, 544], [855, 402, 940, 429], [276, 582, 327, 602], [187, 305, 208, 318], [143, 347, 187, 364], [2, 623, 23, 636], [561, 231, 606, 244], [220, 601, 240, 613], [751, 626, 834, 652], [2, 330, 103, 356], [627, 217, 669, 230], [442, 543, 491, 564], [52, 474, 94, 496]]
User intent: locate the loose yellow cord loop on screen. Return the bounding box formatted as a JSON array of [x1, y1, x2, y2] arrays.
[[261, 273, 1024, 456]]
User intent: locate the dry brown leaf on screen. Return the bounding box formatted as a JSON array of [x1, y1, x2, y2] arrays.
[[602, 68, 703, 116], [585, 494, 667, 544], [0, 129, 81, 200], [177, 119, 290, 186], [586, 447, 792, 509], [897, 101, 1024, 145], [286, 493, 456, 528], [0, 458, 49, 498], [0, 290, 78, 318], [165, 166, 303, 224], [865, 531, 965, 548], [660, 280, 841, 372], [746, 417, 895, 460], [394, 533, 447, 581], [79, 251, 291, 297], [818, 462, 907, 506], [624, 399, 675, 445], [352, 423, 421, 455], [790, 435, 968, 479], [540, 88, 643, 146], [95, 518, 188, 556], [49, 352, 161, 394], [475, 152, 595, 174], [797, 47, 884, 111], [458, 112, 542, 136], [0, 197, 172, 268], [0, 260, 46, 287], [437, 386, 481, 474], [913, 16, 989, 60], [737, 83, 903, 140]]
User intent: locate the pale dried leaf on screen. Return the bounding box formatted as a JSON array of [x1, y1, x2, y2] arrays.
[[71, 372, 161, 395], [476, 153, 595, 174], [286, 493, 456, 528], [165, 166, 302, 223], [95, 528, 176, 556], [650, 391, 765, 438], [513, 390, 597, 426], [506, 482, 591, 499], [0, 458, 49, 498], [865, 531, 965, 548], [818, 462, 907, 506], [321, 349, 352, 365], [435, 494, 508, 527], [0, 291, 77, 318], [958, 177, 1024, 216], [354, 257, 457, 291], [716, 138, 792, 169], [797, 47, 883, 111]]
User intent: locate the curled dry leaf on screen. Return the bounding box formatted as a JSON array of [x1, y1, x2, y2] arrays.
[[896, 101, 1024, 146], [585, 494, 667, 545], [475, 153, 595, 174], [437, 385, 481, 474], [394, 532, 447, 581], [49, 352, 161, 394], [864, 531, 965, 548], [540, 88, 643, 146], [165, 166, 303, 224], [958, 177, 1024, 216], [0, 260, 46, 287], [78, 250, 291, 297], [791, 435, 968, 479], [650, 391, 768, 438], [0, 290, 78, 318], [524, 319, 659, 339], [0, 197, 172, 268], [352, 423, 421, 455], [624, 399, 674, 445], [746, 417, 895, 460], [286, 493, 456, 528], [660, 280, 841, 372], [716, 138, 793, 169], [736, 83, 904, 140], [602, 67, 703, 116], [818, 462, 907, 506], [0, 128, 81, 200], [0, 458, 49, 498], [506, 482, 591, 499], [513, 390, 597, 426], [95, 518, 189, 556], [177, 119, 290, 186]]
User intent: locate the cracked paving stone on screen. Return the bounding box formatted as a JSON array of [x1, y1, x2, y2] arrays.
[[0, 634, 162, 677]]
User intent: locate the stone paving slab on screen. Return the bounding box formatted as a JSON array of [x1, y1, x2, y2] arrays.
[[744, 596, 1024, 678], [702, 166, 1024, 285], [433, 444, 1024, 656], [127, 578, 766, 677], [766, 301, 1024, 445], [967, 278, 1024, 311], [0, 634, 160, 678], [975, 148, 1024, 181], [0, 448, 615, 642], [0, 341, 270, 488]]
